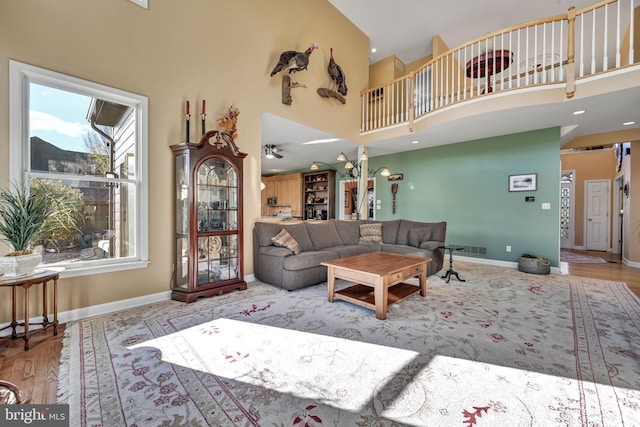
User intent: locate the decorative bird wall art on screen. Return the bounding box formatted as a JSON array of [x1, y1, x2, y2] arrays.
[[317, 47, 347, 104], [270, 43, 318, 105]]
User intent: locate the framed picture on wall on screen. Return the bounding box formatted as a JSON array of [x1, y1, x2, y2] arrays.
[[344, 191, 350, 207], [509, 173, 537, 192]]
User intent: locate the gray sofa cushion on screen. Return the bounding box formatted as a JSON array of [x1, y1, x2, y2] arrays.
[[305, 221, 344, 250], [429, 221, 447, 242], [378, 220, 400, 244], [259, 246, 294, 257], [396, 219, 431, 245], [321, 244, 372, 258], [408, 227, 432, 247], [254, 222, 314, 252], [254, 222, 285, 247], [283, 250, 338, 271], [331, 219, 362, 244]]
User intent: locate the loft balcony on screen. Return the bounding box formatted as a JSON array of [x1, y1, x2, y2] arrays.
[[359, 0, 639, 141]]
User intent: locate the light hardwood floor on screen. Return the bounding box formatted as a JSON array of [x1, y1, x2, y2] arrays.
[[1, 250, 639, 405]]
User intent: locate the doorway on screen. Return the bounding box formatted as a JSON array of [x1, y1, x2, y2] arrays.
[[584, 180, 610, 251], [338, 179, 376, 220]]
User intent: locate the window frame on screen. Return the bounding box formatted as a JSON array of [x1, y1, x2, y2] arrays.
[[9, 60, 149, 278]]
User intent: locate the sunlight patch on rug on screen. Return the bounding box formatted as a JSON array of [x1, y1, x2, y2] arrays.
[[130, 318, 422, 415]]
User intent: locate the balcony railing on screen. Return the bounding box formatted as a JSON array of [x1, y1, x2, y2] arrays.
[[360, 0, 638, 133]]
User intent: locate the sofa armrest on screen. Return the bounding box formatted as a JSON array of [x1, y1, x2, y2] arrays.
[[419, 240, 444, 251]]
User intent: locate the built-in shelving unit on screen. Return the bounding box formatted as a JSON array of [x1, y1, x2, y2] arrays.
[[302, 170, 335, 220]]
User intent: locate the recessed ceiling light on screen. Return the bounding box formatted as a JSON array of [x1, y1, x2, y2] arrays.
[[371, 48, 377, 53], [411, 140, 419, 144], [573, 110, 585, 115], [623, 121, 635, 126]]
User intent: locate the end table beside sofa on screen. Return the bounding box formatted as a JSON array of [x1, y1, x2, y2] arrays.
[[253, 219, 446, 291]]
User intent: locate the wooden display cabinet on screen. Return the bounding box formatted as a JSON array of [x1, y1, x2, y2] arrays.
[[302, 170, 335, 220], [170, 130, 247, 302]]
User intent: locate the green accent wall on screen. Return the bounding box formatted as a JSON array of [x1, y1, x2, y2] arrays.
[[366, 127, 561, 265]]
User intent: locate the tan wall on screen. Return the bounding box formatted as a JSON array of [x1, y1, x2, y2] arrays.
[[369, 55, 405, 87], [0, 0, 368, 320], [620, 7, 640, 65], [560, 149, 617, 248], [405, 55, 432, 73]]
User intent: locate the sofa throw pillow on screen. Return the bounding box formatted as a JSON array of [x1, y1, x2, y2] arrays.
[[359, 223, 383, 244], [408, 228, 432, 248], [271, 228, 300, 255]]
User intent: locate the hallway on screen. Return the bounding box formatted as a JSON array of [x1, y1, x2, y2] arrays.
[[560, 249, 640, 298]]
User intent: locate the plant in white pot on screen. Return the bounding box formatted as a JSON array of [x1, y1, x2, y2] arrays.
[[0, 183, 54, 277]]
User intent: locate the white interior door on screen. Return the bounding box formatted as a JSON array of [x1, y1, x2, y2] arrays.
[[585, 180, 609, 251]]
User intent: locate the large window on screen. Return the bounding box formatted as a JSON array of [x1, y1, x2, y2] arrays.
[[9, 60, 149, 277]]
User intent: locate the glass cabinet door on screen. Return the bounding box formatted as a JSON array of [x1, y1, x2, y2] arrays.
[[175, 153, 189, 290], [196, 159, 238, 232], [196, 234, 239, 285], [195, 157, 239, 288]]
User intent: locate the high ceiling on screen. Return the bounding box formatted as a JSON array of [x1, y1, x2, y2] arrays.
[[261, 0, 639, 174]]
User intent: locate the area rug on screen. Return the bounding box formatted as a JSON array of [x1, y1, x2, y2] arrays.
[[57, 262, 640, 426], [560, 249, 608, 264]]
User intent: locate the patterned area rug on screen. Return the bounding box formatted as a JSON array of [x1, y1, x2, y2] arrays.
[[560, 249, 608, 263], [57, 262, 640, 426]]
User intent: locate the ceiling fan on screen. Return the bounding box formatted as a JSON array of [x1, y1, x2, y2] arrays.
[[264, 144, 283, 159]]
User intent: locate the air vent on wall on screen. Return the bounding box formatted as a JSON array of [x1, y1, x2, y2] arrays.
[[448, 244, 487, 256]]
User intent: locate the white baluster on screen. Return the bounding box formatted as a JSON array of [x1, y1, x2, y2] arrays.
[[591, 9, 597, 74], [630, 0, 635, 65], [580, 13, 585, 77], [616, 0, 621, 67]]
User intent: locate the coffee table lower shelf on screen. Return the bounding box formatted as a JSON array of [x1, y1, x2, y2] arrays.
[[335, 282, 421, 312]]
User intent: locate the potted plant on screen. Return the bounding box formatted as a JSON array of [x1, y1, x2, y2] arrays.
[[0, 182, 55, 277]]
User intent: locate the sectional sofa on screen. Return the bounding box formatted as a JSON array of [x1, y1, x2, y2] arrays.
[[253, 219, 447, 290]]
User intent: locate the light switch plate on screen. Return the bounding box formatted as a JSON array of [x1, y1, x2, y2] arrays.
[[542, 202, 551, 209]]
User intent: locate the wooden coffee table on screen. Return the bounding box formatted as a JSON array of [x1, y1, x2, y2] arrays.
[[321, 252, 430, 320]]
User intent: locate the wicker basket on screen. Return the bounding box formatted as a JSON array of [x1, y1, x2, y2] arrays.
[[518, 255, 550, 275]]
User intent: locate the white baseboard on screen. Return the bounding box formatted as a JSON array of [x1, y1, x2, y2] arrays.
[[454, 255, 561, 274], [623, 258, 640, 268], [0, 273, 257, 337]]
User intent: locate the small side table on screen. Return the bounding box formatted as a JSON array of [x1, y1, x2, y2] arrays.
[[439, 246, 465, 283], [0, 268, 63, 351], [466, 50, 513, 93]]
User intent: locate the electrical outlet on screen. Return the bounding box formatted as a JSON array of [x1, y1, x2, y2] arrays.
[[506, 245, 512, 252], [542, 202, 551, 210]]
